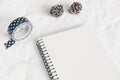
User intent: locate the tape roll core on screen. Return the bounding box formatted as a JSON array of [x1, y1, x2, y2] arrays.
[[12, 22, 32, 41]]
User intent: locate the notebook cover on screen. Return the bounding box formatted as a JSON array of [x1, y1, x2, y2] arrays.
[[40, 26, 120, 80]]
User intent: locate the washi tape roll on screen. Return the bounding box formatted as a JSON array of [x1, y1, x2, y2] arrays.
[[4, 17, 33, 49]]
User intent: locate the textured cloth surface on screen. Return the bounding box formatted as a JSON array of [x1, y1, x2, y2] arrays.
[[0, 0, 120, 80]]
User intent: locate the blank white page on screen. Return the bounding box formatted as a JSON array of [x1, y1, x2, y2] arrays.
[[41, 26, 120, 80]]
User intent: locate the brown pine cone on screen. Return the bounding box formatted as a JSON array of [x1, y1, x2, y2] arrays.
[[50, 4, 64, 18], [68, 2, 82, 14]]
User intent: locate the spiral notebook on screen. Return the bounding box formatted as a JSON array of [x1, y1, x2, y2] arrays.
[[36, 26, 120, 80]]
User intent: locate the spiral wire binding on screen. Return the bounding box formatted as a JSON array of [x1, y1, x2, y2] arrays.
[[36, 39, 59, 80]]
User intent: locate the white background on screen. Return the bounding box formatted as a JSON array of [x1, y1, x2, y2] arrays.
[[0, 0, 120, 80]]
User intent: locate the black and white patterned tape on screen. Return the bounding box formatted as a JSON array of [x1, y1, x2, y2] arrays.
[[4, 17, 33, 49]]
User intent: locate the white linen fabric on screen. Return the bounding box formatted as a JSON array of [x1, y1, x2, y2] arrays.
[[0, 0, 120, 80]]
